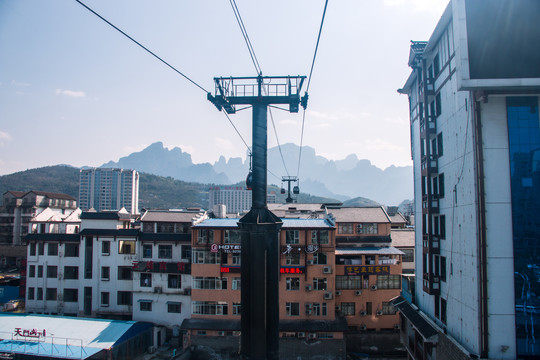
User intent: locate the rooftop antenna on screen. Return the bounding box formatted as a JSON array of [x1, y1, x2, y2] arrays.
[[208, 74, 307, 360]]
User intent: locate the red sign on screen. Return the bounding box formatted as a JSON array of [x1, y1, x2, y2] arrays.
[[220, 266, 241, 273], [280, 267, 305, 274]]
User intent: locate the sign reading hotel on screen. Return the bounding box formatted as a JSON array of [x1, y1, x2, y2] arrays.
[[345, 265, 390, 275], [211, 244, 241, 253]]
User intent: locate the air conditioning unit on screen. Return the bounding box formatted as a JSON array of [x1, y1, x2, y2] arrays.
[[323, 266, 332, 274], [359, 325, 367, 331], [58, 251, 63, 257], [323, 292, 333, 300], [297, 332, 306, 338], [376, 310, 384, 316], [305, 303, 313, 310], [335, 290, 342, 296], [394, 324, 400, 330], [184, 288, 191, 295], [57, 293, 63, 301], [148, 346, 156, 354], [307, 260, 314, 265], [370, 285, 378, 290], [306, 309, 312, 315], [58, 272, 63, 280], [355, 290, 362, 296], [154, 287, 162, 293], [308, 333, 317, 339], [360, 310, 367, 316], [217, 331, 225, 336], [305, 285, 312, 291]]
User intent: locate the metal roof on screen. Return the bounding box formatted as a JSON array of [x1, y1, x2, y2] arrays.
[[390, 229, 415, 247], [0, 313, 151, 359], [335, 247, 404, 255], [140, 210, 204, 223], [390, 296, 439, 342], [326, 207, 390, 223], [193, 218, 334, 229]]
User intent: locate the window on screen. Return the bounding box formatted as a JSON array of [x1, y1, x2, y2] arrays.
[[117, 291, 132, 305], [313, 303, 327, 316], [233, 303, 241, 315], [140, 301, 152, 312], [168, 302, 182, 313], [181, 245, 191, 260], [158, 245, 172, 259], [64, 289, 78, 302], [192, 277, 227, 290], [46, 266, 57, 278], [286, 252, 300, 265], [224, 230, 241, 244], [232, 253, 241, 265], [440, 215, 446, 239], [157, 222, 174, 233], [357, 223, 378, 235], [101, 292, 110, 306], [285, 230, 299, 244], [46, 288, 57, 301], [438, 173, 445, 198], [313, 278, 328, 291], [376, 275, 401, 289], [441, 298, 447, 324], [340, 302, 355, 316], [64, 266, 79, 280], [313, 252, 327, 265], [48, 243, 58, 256], [30, 243, 36, 256], [37, 288, 43, 300], [168, 274, 182, 289], [286, 277, 300, 291], [192, 301, 228, 315], [38, 243, 44, 255], [142, 222, 154, 233], [232, 277, 241, 290], [437, 132, 443, 156], [65, 243, 79, 257], [119, 240, 136, 254], [192, 248, 219, 264], [338, 223, 353, 234], [197, 229, 214, 244], [29, 265, 35, 278], [28, 287, 35, 300], [101, 241, 110, 255], [286, 302, 300, 316], [440, 256, 447, 282], [401, 249, 414, 263], [101, 266, 110, 281], [335, 275, 362, 290], [311, 230, 329, 244], [434, 295, 440, 318], [435, 92, 442, 117], [118, 266, 132, 280], [38, 265, 43, 278], [140, 273, 152, 287], [382, 302, 397, 315], [139, 244, 151, 258]]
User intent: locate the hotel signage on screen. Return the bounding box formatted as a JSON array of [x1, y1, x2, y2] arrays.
[[211, 244, 241, 253], [345, 265, 390, 275]]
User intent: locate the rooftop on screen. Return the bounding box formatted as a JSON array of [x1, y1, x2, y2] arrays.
[[326, 206, 390, 223]]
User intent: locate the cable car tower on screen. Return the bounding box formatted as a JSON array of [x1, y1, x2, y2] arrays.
[[281, 176, 299, 203], [208, 74, 307, 360]]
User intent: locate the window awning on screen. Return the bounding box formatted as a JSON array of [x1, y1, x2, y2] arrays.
[[137, 299, 153, 303], [390, 296, 439, 342]]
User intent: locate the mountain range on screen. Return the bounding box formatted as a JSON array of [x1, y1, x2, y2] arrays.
[[103, 142, 412, 205]]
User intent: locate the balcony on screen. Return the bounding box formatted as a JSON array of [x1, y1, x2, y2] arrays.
[[421, 155, 438, 176], [422, 195, 439, 215], [422, 233, 440, 254], [422, 273, 441, 295], [420, 114, 437, 137]]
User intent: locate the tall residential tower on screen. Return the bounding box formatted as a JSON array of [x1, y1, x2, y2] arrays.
[[78, 168, 139, 214]]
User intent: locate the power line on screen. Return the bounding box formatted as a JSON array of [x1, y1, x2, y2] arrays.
[[227, 0, 290, 176], [229, 0, 262, 75], [297, 0, 329, 178], [74, 0, 208, 94]]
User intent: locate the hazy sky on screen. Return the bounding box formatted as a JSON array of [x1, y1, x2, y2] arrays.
[[0, 0, 448, 176]]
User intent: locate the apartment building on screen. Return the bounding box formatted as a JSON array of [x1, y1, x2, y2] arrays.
[[394, 1, 540, 359], [78, 168, 139, 214], [208, 186, 252, 214], [327, 207, 402, 331]]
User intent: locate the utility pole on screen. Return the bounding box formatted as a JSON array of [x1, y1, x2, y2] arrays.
[[208, 75, 307, 360]]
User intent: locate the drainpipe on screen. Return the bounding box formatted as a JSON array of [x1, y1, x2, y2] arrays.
[[473, 92, 489, 358]]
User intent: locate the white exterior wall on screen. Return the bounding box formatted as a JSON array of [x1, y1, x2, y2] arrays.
[[477, 96, 516, 357]]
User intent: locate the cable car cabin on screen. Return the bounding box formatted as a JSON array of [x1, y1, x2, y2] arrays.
[[293, 186, 300, 194], [280, 188, 286, 194]]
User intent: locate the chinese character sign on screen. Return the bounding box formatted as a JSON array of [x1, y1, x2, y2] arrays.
[[345, 265, 390, 275]]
